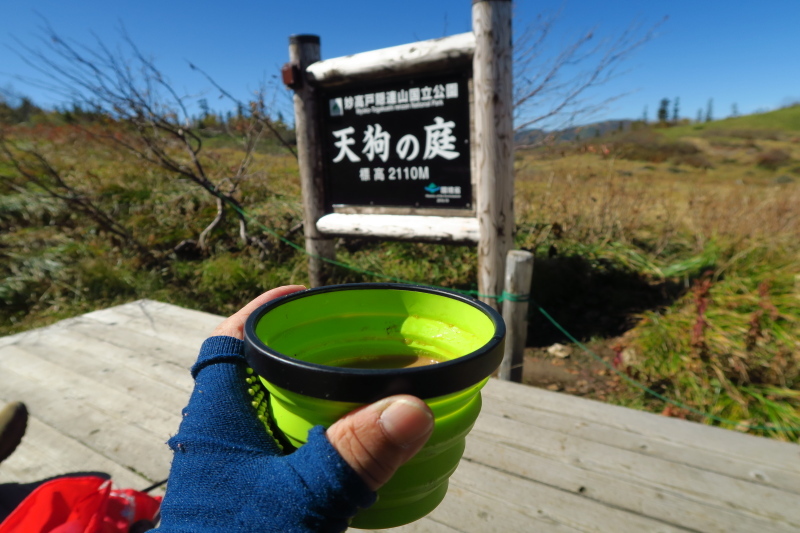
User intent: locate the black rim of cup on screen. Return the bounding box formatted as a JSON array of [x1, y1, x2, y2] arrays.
[[243, 283, 506, 403]]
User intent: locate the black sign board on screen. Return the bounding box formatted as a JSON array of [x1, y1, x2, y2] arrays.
[[322, 74, 471, 209]]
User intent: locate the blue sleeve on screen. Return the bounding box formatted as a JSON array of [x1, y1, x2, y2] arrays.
[[154, 336, 376, 533]]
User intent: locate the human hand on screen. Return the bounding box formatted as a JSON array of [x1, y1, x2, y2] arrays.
[[211, 285, 435, 490], [156, 286, 435, 533]]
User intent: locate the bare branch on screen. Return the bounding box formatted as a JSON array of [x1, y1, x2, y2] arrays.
[[513, 13, 667, 133], [198, 196, 225, 252], [7, 22, 282, 252], [0, 132, 147, 255], [188, 62, 297, 157]]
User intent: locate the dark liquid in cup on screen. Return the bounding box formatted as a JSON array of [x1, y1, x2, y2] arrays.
[[332, 354, 446, 369]]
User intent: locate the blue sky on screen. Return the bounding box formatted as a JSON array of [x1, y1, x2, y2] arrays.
[[2, 0, 799, 128]]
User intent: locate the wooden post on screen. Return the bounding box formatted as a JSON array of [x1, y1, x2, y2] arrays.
[[473, 0, 514, 311], [499, 250, 534, 382], [288, 34, 335, 287]]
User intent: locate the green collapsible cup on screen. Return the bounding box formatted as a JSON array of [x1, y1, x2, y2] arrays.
[[243, 283, 505, 529]]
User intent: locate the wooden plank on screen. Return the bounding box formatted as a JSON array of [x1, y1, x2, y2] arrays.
[[0, 299, 217, 352], [0, 417, 159, 494], [71, 316, 202, 371], [333, 206, 474, 218], [428, 475, 586, 533], [479, 393, 800, 495], [468, 409, 800, 530], [16, 311, 200, 373], [0, 332, 24, 349], [351, 516, 464, 533], [480, 379, 800, 475], [306, 32, 474, 87], [356, 472, 586, 533], [0, 346, 177, 482], [84, 300, 219, 337], [0, 345, 178, 438], [7, 328, 191, 415], [31, 322, 196, 392], [317, 213, 480, 243], [464, 429, 792, 533], [78, 307, 210, 361], [85, 299, 222, 334], [447, 459, 688, 533]]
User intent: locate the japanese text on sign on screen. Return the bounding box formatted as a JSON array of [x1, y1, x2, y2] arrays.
[[323, 75, 471, 209], [331, 117, 459, 164], [329, 82, 459, 117]]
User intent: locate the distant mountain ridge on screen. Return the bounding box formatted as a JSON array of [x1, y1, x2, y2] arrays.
[[516, 105, 800, 146], [515, 120, 635, 145]]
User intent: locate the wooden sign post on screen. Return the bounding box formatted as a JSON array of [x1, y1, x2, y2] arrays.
[[286, 0, 514, 304], [473, 0, 514, 310], [287, 35, 335, 286], [499, 249, 534, 382]]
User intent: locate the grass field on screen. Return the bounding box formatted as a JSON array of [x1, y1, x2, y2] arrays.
[[2, 107, 798, 441], [513, 116, 799, 440]]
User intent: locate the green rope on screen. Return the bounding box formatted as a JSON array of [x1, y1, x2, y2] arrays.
[[226, 197, 798, 434], [500, 290, 532, 303]]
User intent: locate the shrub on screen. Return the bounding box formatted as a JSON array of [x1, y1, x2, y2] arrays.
[[702, 129, 783, 141], [611, 130, 702, 163], [623, 266, 800, 441], [756, 149, 792, 170], [673, 153, 715, 169]]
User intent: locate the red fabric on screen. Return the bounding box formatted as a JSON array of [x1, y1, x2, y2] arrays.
[[0, 476, 161, 533]]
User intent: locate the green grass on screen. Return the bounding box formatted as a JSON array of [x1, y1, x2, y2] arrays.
[[663, 104, 800, 139], [624, 247, 800, 440]]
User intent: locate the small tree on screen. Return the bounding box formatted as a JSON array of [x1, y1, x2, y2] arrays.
[[705, 98, 713, 123], [7, 25, 294, 254], [731, 103, 739, 117], [657, 98, 670, 123], [0, 92, 44, 124], [672, 97, 680, 123], [198, 98, 210, 119]]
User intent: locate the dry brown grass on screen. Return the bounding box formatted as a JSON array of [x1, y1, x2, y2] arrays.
[[514, 150, 800, 257], [514, 134, 800, 439]]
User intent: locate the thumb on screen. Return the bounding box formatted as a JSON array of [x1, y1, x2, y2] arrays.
[[325, 395, 434, 491]]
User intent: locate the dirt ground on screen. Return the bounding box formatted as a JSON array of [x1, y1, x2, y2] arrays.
[[521, 339, 626, 401]]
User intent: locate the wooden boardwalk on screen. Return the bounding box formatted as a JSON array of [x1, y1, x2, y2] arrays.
[[1, 300, 798, 532]]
